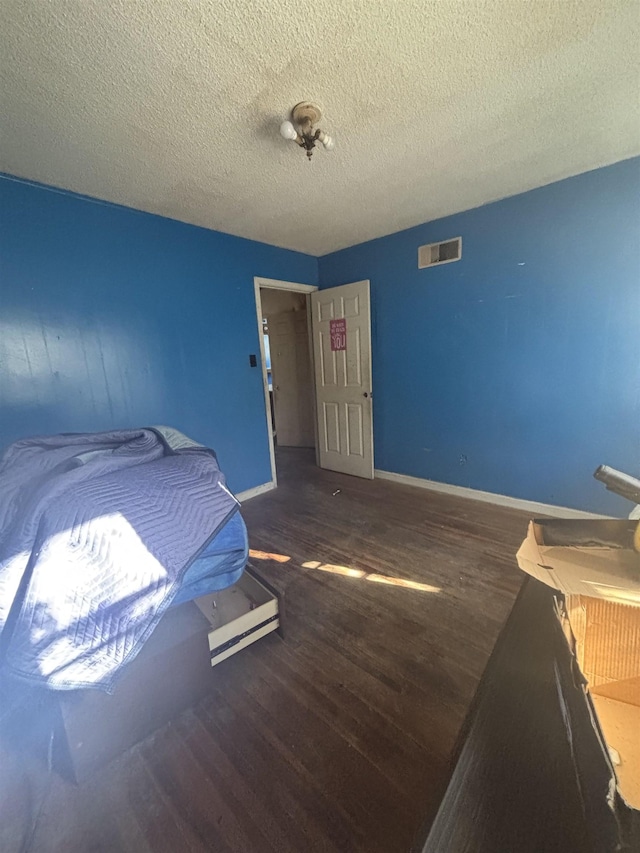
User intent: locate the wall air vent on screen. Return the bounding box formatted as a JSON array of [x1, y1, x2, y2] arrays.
[[418, 236, 462, 269]]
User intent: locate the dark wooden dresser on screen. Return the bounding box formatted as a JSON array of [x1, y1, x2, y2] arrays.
[[414, 577, 640, 853]]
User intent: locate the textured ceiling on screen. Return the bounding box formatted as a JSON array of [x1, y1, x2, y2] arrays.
[[1, 1, 639, 255]]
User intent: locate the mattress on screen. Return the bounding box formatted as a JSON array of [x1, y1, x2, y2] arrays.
[[0, 426, 240, 691], [171, 511, 249, 606]]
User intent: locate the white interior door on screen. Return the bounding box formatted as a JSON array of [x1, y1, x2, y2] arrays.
[[268, 309, 315, 447], [311, 280, 373, 478]]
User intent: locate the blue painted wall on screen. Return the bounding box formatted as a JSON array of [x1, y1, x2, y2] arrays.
[[0, 176, 317, 493], [319, 158, 640, 514], [3, 161, 638, 512]]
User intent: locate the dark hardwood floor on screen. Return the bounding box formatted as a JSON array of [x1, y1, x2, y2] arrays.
[[1, 448, 531, 853]]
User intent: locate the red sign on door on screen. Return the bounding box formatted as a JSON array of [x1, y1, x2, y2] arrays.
[[330, 318, 347, 351]]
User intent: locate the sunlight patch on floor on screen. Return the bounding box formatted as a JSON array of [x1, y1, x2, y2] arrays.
[[301, 561, 441, 593], [249, 551, 440, 592], [249, 549, 291, 563]]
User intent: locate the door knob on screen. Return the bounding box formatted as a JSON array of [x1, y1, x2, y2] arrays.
[[363, 392, 372, 398]]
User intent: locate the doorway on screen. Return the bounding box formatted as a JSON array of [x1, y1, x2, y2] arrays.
[[254, 278, 318, 486], [254, 276, 374, 489]]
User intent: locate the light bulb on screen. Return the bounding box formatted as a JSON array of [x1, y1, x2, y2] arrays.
[[322, 134, 335, 151], [280, 120, 297, 141]]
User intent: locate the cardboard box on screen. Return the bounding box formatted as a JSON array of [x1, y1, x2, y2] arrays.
[[517, 519, 640, 811]]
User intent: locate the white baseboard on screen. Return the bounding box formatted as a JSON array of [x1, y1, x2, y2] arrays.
[[235, 481, 276, 503], [374, 469, 611, 519]]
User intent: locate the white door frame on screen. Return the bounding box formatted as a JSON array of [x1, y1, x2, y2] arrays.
[[254, 277, 319, 488]]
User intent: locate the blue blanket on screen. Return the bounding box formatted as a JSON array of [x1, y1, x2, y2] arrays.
[[0, 427, 239, 691]]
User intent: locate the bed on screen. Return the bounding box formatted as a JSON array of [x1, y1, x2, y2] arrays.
[[172, 510, 249, 607], [0, 426, 250, 691]]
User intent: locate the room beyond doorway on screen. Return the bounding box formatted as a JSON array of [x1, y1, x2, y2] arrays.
[[262, 288, 315, 453], [254, 277, 319, 486]]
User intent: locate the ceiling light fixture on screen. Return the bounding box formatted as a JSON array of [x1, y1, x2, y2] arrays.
[[280, 102, 334, 161]]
